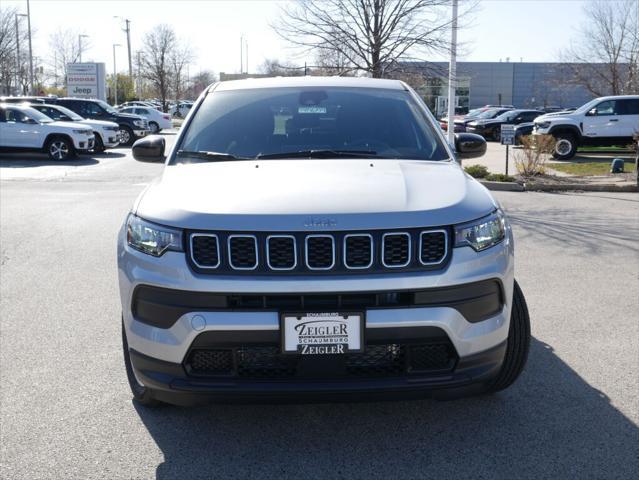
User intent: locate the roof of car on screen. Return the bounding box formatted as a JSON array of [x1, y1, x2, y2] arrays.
[[213, 76, 407, 92], [595, 95, 639, 101]]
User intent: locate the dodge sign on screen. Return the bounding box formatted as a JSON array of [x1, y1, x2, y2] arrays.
[[66, 63, 107, 101]]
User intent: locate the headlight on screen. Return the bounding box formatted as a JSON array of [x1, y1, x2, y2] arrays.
[[73, 129, 92, 135], [126, 214, 183, 256], [133, 120, 145, 127], [454, 210, 506, 251], [536, 121, 551, 129]]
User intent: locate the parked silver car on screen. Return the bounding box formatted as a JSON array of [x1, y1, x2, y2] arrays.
[[118, 77, 530, 406]]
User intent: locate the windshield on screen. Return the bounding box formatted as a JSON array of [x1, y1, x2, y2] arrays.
[[175, 87, 449, 163], [495, 111, 519, 122], [574, 98, 600, 114], [96, 100, 118, 115], [22, 107, 53, 123], [476, 108, 503, 119], [54, 105, 83, 121]]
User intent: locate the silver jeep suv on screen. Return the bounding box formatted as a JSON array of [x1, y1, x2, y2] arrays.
[[118, 77, 530, 406]]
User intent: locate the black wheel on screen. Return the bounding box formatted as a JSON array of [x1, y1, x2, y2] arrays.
[[119, 126, 134, 146], [485, 280, 531, 393], [46, 137, 75, 161], [149, 122, 160, 134], [93, 134, 105, 153], [552, 133, 578, 159], [122, 320, 162, 407]]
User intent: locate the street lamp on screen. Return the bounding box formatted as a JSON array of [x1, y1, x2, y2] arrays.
[[14, 13, 27, 95], [26, 0, 34, 94], [113, 43, 121, 105], [78, 34, 89, 63]]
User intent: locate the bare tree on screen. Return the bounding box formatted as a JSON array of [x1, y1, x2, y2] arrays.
[[273, 0, 454, 78], [0, 6, 29, 95], [187, 70, 216, 99], [561, 0, 639, 96], [140, 24, 176, 111], [170, 42, 193, 102], [258, 58, 304, 76], [48, 28, 85, 88]]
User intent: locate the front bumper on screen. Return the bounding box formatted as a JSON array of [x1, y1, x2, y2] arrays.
[[74, 135, 95, 152], [118, 227, 514, 401], [133, 129, 150, 138]]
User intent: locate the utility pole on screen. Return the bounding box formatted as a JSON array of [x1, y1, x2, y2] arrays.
[[26, 0, 34, 94], [240, 35, 244, 73], [113, 44, 121, 105], [14, 14, 23, 95], [245, 39, 249, 74], [446, 0, 458, 148], [114, 17, 133, 78]]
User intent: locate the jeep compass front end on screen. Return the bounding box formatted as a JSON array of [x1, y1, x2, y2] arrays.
[[117, 77, 530, 406]]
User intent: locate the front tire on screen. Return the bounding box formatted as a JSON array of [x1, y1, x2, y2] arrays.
[[485, 280, 531, 393], [122, 321, 161, 407], [119, 126, 134, 146], [552, 133, 578, 159], [46, 137, 75, 161], [93, 134, 105, 153]]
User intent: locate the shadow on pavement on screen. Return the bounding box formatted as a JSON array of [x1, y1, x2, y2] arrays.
[[508, 205, 639, 255], [0, 151, 126, 168], [134, 338, 638, 479]]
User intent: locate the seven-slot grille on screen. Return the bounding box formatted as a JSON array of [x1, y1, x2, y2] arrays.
[[189, 229, 450, 274]]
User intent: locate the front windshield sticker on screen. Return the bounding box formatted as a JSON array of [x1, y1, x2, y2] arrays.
[[298, 106, 327, 114]]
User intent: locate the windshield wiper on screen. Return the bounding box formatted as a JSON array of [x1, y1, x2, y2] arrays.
[[257, 149, 377, 159], [176, 150, 252, 161]]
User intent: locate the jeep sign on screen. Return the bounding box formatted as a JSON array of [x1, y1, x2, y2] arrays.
[[66, 63, 106, 101]]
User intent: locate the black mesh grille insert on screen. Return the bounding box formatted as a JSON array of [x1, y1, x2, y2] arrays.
[[184, 342, 457, 379], [420, 231, 447, 264], [191, 235, 220, 267], [187, 349, 233, 375], [267, 236, 296, 270], [344, 235, 372, 268], [383, 234, 410, 266], [306, 236, 334, 269], [408, 343, 456, 371], [229, 236, 257, 269]]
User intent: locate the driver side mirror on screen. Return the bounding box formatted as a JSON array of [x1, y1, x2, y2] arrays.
[[22, 117, 38, 125], [455, 133, 487, 160], [586, 108, 597, 116], [132, 135, 166, 162]]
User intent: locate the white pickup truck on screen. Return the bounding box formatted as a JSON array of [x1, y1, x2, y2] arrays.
[[0, 104, 95, 160], [534, 95, 639, 159]]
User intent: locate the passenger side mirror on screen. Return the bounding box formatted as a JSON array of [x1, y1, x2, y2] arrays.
[[132, 135, 166, 162], [455, 133, 486, 160]]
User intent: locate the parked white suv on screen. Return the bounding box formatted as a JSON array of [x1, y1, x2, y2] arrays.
[[0, 104, 95, 160], [534, 95, 639, 159], [28, 103, 120, 152]]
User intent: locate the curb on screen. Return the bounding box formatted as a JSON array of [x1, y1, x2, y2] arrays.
[[523, 183, 638, 192], [480, 180, 525, 192]]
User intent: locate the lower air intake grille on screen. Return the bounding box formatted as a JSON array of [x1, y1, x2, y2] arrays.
[[184, 342, 457, 379]]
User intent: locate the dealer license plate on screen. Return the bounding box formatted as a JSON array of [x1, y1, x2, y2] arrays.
[[281, 312, 363, 355]]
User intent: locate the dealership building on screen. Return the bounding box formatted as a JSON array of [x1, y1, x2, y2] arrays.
[[406, 61, 595, 115]]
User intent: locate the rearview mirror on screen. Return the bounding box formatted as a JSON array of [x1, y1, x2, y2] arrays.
[[132, 135, 166, 162], [455, 133, 486, 160]]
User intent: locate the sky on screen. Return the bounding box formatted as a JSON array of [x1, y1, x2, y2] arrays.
[[3, 0, 591, 76]]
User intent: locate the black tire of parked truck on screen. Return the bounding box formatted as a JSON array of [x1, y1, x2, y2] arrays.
[[484, 280, 531, 394], [552, 132, 578, 160], [122, 320, 161, 407]]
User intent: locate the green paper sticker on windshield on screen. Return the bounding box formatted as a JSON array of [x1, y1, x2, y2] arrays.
[[298, 106, 327, 114]]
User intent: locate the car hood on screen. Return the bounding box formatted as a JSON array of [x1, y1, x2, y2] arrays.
[[80, 119, 119, 128], [117, 112, 145, 120], [135, 159, 497, 231], [49, 121, 92, 130], [535, 112, 575, 122]]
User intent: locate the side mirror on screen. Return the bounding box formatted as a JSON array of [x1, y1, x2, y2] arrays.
[[586, 108, 597, 116], [455, 133, 486, 160], [132, 135, 166, 162]]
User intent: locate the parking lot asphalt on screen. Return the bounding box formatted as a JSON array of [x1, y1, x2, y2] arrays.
[[1, 137, 638, 479]]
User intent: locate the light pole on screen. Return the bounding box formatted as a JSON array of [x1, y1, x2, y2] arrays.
[[446, 0, 458, 148], [14, 13, 27, 95], [26, 0, 34, 94], [114, 17, 133, 78], [240, 35, 244, 73], [78, 34, 89, 63], [113, 43, 121, 105]]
